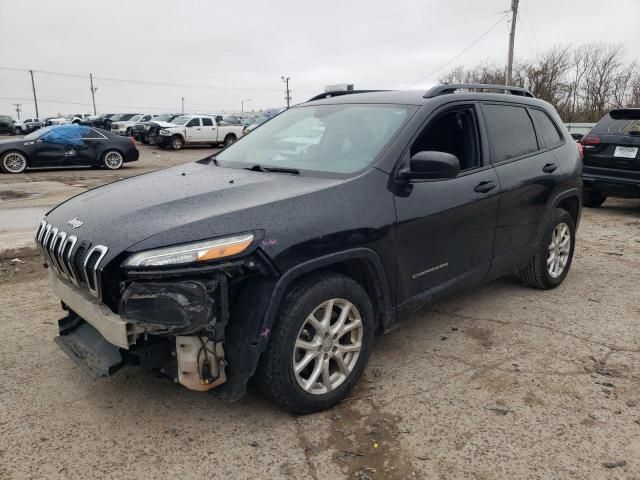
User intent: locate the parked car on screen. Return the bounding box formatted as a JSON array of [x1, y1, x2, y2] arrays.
[[243, 115, 269, 133], [133, 113, 183, 143], [0, 124, 138, 174], [12, 117, 42, 135], [35, 84, 582, 413], [91, 114, 117, 129], [103, 113, 140, 132], [0, 115, 15, 134], [580, 108, 640, 207], [110, 114, 156, 136], [155, 114, 243, 149], [46, 113, 92, 126]]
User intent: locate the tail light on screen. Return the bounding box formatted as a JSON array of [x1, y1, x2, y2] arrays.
[[576, 142, 584, 159], [580, 135, 600, 151], [129, 136, 136, 146]]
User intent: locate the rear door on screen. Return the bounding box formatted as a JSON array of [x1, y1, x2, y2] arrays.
[[581, 110, 640, 187], [481, 102, 563, 276], [201, 117, 218, 142]]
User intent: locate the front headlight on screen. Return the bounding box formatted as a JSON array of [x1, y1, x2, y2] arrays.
[[123, 233, 254, 267], [159, 129, 172, 136]]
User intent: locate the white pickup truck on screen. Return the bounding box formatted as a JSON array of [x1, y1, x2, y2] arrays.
[[155, 114, 244, 150]]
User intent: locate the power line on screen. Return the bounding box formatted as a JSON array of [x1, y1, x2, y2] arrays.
[[402, 14, 508, 89], [522, 0, 540, 53], [517, 11, 535, 57], [176, 0, 460, 68], [280, 12, 505, 67]]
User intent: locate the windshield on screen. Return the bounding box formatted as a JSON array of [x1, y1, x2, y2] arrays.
[[216, 104, 411, 174], [129, 115, 143, 122], [592, 112, 640, 135], [110, 114, 123, 121], [24, 126, 53, 140], [118, 113, 138, 121], [154, 114, 174, 121], [171, 116, 190, 126]]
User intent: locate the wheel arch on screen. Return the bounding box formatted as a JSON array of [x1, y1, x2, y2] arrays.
[[552, 188, 582, 229], [219, 248, 394, 401]]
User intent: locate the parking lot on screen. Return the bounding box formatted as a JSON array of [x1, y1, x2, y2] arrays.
[[0, 145, 638, 479]]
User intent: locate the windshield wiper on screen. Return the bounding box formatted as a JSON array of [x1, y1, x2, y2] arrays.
[[628, 130, 640, 136], [246, 164, 300, 175], [212, 157, 220, 166]]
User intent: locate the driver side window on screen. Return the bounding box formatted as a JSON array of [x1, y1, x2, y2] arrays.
[[186, 118, 200, 127], [411, 106, 481, 172]]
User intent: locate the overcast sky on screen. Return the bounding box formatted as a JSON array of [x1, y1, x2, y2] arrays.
[[0, 0, 638, 118]]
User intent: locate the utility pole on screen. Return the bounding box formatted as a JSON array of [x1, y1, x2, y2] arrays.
[[506, 0, 519, 86], [89, 73, 98, 115], [241, 98, 251, 113], [181, 96, 185, 113], [13, 103, 22, 120], [29, 70, 39, 118], [281, 76, 291, 109]]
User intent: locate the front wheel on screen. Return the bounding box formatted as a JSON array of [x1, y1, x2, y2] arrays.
[[519, 208, 576, 289], [171, 135, 184, 150], [1, 151, 28, 173], [256, 272, 375, 414], [102, 150, 124, 170]]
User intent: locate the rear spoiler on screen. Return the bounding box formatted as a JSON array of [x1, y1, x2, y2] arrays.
[[609, 108, 640, 120]]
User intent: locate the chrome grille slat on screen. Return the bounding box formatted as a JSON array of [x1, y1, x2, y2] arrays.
[[83, 245, 108, 298], [36, 222, 108, 299]]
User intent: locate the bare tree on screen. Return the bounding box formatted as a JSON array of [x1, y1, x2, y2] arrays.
[[439, 43, 639, 122]]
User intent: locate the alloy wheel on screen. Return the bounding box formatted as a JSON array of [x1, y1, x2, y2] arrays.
[[3, 153, 27, 173], [292, 298, 363, 395], [547, 222, 570, 278], [104, 151, 123, 169]]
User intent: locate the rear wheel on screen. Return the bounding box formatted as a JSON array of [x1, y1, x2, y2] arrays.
[[256, 272, 375, 413], [1, 151, 27, 174], [223, 134, 236, 147], [102, 150, 124, 170], [583, 189, 607, 208], [519, 208, 575, 289]]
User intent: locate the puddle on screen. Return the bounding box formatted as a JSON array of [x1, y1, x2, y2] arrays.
[[0, 189, 37, 201], [0, 207, 49, 230]]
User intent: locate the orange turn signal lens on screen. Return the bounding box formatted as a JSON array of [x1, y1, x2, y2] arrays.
[[197, 237, 254, 261]]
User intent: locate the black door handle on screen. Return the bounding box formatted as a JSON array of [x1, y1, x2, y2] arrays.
[[474, 181, 497, 193], [543, 163, 557, 173]]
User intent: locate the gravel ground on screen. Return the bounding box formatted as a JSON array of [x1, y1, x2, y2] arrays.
[[0, 147, 639, 479]]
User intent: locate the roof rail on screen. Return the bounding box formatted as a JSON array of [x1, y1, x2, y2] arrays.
[[307, 90, 388, 102], [424, 83, 535, 98]]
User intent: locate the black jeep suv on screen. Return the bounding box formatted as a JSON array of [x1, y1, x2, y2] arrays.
[[581, 108, 640, 207], [37, 84, 582, 413]]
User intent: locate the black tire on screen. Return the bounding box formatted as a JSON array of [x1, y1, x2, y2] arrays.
[[171, 135, 184, 150], [13, 127, 22, 135], [223, 134, 236, 147], [255, 272, 375, 414], [519, 208, 575, 290], [141, 138, 149, 145], [583, 189, 607, 208]]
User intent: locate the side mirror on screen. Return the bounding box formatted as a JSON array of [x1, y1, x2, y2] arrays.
[[405, 151, 460, 180]]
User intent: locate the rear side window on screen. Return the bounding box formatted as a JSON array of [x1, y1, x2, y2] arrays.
[[529, 108, 563, 148], [202, 117, 213, 126], [591, 111, 640, 136], [482, 104, 538, 162]]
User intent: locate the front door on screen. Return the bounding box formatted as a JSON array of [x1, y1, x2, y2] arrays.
[[394, 104, 500, 307], [32, 127, 94, 167]]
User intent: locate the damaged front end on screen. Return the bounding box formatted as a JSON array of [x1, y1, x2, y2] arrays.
[[48, 229, 276, 397], [54, 271, 231, 392]]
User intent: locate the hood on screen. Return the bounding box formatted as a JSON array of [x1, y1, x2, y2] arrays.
[[150, 120, 178, 128], [44, 161, 342, 264]]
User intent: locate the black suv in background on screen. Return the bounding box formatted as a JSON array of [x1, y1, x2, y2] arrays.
[[37, 84, 582, 413], [0, 115, 15, 134], [581, 108, 640, 207]]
